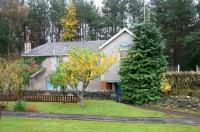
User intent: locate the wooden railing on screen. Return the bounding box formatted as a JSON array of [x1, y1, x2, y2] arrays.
[[0, 93, 79, 103]]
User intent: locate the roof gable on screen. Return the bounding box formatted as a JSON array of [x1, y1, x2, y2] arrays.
[[99, 28, 133, 50]]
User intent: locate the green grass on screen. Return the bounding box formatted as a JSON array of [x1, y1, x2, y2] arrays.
[[0, 117, 199, 132], [6, 100, 176, 117]]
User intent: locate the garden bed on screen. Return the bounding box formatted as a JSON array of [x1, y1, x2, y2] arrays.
[[151, 96, 200, 115]]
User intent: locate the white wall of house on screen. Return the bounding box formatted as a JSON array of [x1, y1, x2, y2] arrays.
[[101, 32, 133, 82]]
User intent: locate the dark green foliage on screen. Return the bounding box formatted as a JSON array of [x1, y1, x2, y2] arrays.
[[86, 2, 103, 40], [27, 0, 49, 47], [16, 58, 39, 85], [33, 56, 47, 65], [0, 19, 10, 55], [120, 23, 167, 104], [13, 99, 26, 112], [151, 0, 195, 67], [128, 0, 143, 24], [73, 0, 103, 40], [49, 0, 66, 42], [184, 31, 200, 69], [102, 0, 128, 38]]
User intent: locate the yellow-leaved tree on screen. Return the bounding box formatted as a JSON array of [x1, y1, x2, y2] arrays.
[[50, 47, 116, 106], [0, 59, 24, 95], [0, 58, 24, 118], [60, 1, 79, 41]]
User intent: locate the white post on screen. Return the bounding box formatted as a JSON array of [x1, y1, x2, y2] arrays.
[[196, 65, 199, 72], [177, 64, 180, 73]]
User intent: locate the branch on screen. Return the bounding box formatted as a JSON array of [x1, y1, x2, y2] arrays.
[[69, 84, 81, 98]]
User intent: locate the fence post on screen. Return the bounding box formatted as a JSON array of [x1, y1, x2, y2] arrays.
[[177, 64, 180, 73], [196, 65, 199, 72]]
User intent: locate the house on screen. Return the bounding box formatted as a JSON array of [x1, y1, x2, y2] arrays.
[[22, 28, 134, 91]]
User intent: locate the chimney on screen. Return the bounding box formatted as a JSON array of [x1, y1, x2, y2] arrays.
[[24, 42, 31, 53], [24, 27, 31, 53]]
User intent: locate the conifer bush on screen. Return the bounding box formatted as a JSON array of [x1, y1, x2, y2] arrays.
[[120, 23, 167, 104]]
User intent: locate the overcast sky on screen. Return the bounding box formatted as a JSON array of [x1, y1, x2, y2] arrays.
[[88, 0, 103, 7]]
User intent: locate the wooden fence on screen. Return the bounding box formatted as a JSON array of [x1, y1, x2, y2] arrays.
[[0, 93, 79, 103]]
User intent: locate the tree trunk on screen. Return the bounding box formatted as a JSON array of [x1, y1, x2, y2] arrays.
[[79, 92, 84, 107], [62, 87, 66, 104]]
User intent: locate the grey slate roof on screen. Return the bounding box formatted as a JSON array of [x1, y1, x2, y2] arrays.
[[22, 40, 107, 57]]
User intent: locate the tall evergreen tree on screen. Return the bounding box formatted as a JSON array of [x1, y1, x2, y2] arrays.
[[184, 31, 200, 69], [151, 0, 195, 68], [27, 0, 49, 48], [183, 1, 200, 69], [73, 0, 103, 40], [49, 0, 66, 42], [120, 23, 167, 104], [128, 0, 143, 24], [0, 0, 28, 54], [0, 19, 10, 55], [86, 1, 103, 40], [102, 0, 128, 38]]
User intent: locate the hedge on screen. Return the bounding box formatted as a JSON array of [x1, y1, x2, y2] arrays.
[[164, 72, 200, 97]]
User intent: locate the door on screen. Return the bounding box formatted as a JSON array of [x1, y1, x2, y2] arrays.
[[115, 83, 121, 102]]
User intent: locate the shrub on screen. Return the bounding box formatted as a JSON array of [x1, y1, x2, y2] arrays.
[[164, 72, 200, 97], [161, 79, 171, 94], [0, 58, 24, 94], [13, 99, 26, 112], [164, 72, 200, 89], [120, 23, 167, 104], [16, 59, 39, 85]]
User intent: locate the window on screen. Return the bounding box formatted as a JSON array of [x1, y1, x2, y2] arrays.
[[118, 48, 128, 61]]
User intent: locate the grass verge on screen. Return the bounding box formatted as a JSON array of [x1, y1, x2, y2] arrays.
[[5, 100, 177, 117], [0, 117, 199, 132]]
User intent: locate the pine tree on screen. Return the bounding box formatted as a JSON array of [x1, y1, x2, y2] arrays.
[[0, 19, 10, 55], [102, 0, 128, 38], [86, 1, 103, 40], [119, 23, 167, 104], [28, 0, 49, 47], [184, 31, 200, 69], [60, 2, 79, 41], [0, 0, 28, 54], [183, 1, 200, 69], [128, 0, 143, 24], [73, 0, 103, 41], [151, 0, 195, 68], [49, 0, 66, 42]]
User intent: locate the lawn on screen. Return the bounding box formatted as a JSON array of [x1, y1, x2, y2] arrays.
[[6, 100, 175, 117], [0, 117, 199, 132]]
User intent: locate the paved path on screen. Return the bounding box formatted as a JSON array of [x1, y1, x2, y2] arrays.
[[2, 111, 200, 126]]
